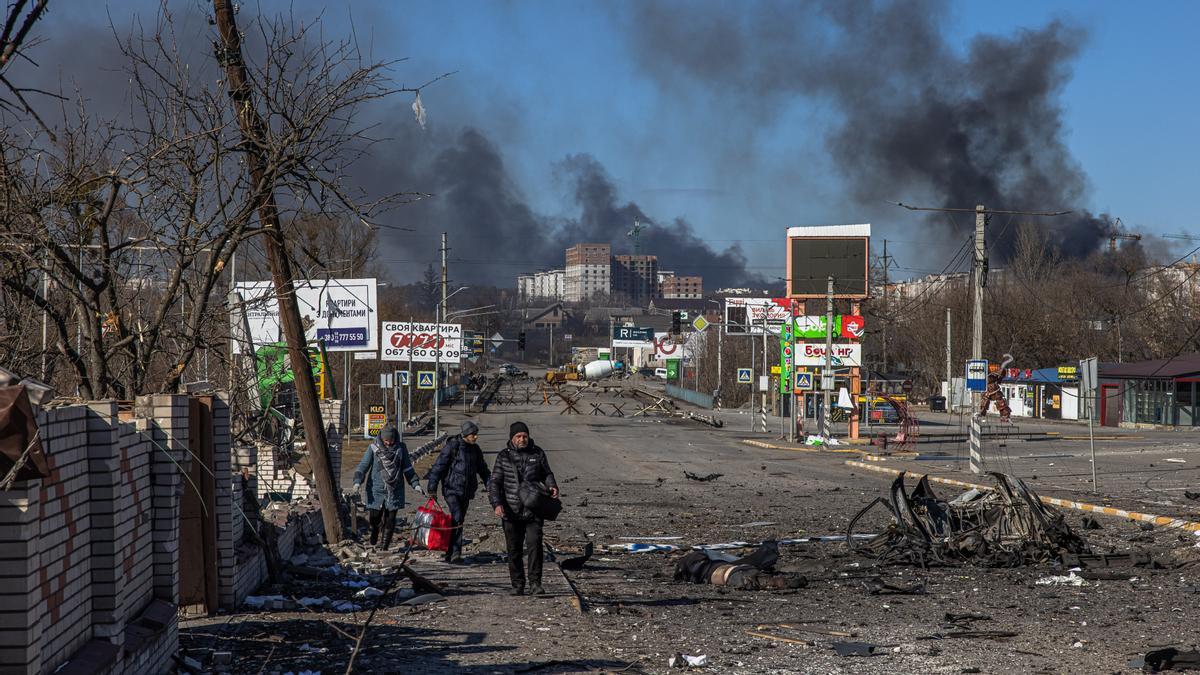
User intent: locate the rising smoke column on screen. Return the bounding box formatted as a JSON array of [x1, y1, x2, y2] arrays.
[[626, 0, 1108, 260]]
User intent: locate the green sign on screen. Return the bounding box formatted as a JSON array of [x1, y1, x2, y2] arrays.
[[666, 359, 680, 381], [793, 316, 840, 339], [779, 323, 793, 394]]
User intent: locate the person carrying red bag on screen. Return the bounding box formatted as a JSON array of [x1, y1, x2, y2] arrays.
[[425, 421, 491, 564]]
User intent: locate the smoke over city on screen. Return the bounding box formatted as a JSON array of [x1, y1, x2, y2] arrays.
[[355, 123, 763, 287], [626, 0, 1109, 260]]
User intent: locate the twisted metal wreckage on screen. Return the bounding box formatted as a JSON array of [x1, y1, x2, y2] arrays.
[[849, 471, 1089, 567]]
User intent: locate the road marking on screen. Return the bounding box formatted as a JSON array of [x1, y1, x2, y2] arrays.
[[844, 460, 1200, 533], [741, 439, 862, 455]]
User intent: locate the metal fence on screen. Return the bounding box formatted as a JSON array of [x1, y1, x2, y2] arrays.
[[665, 383, 714, 409]]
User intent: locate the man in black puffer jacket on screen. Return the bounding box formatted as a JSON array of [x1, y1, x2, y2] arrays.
[[425, 421, 491, 564], [488, 421, 558, 596]]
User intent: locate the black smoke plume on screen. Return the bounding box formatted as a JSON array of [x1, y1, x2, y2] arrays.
[[357, 123, 763, 287], [626, 0, 1108, 260]]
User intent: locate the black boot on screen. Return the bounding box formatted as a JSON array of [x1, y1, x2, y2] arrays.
[[509, 585, 525, 596]]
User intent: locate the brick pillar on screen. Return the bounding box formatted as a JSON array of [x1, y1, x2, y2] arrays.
[[211, 395, 238, 609], [0, 483, 44, 674], [85, 401, 124, 641], [138, 394, 190, 605]]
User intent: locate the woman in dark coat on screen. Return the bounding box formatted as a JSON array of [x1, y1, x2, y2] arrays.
[[353, 426, 424, 550], [425, 421, 491, 563], [488, 421, 558, 595]]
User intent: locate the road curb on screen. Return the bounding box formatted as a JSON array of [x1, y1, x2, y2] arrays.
[[844, 460, 1200, 533], [742, 439, 863, 455]]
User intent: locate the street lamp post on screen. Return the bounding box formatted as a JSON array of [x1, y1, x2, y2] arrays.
[[433, 286, 469, 437]]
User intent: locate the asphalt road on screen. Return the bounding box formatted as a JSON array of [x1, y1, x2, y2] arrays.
[[185, 370, 1200, 673]]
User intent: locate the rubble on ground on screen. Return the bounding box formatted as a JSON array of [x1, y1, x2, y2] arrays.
[[849, 471, 1089, 567]]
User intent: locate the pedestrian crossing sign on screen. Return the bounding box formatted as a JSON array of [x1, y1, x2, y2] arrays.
[[737, 368, 752, 384], [417, 371, 436, 390], [397, 370, 410, 386], [795, 372, 814, 391]]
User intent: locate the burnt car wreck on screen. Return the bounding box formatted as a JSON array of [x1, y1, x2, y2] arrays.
[[849, 472, 1089, 567]]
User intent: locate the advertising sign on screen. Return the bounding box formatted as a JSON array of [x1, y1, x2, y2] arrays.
[[840, 315, 866, 339], [786, 224, 871, 298], [381, 322, 463, 362], [966, 359, 988, 392], [724, 297, 793, 335], [1057, 365, 1079, 382], [363, 413, 386, 439], [794, 343, 863, 367], [233, 278, 378, 353], [612, 326, 655, 348], [653, 333, 680, 360]]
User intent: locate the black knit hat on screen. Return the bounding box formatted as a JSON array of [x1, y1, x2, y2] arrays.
[[379, 426, 400, 443], [509, 421, 530, 439]]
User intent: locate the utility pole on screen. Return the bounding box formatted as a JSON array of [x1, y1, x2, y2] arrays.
[[435, 233, 447, 437], [760, 312, 768, 433], [895, 201, 1069, 475], [789, 297, 797, 443], [212, 0, 342, 542], [881, 239, 892, 373], [945, 306, 952, 418], [969, 205, 987, 474], [821, 276, 834, 439]]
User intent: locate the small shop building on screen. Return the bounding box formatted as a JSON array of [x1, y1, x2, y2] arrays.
[[1097, 352, 1200, 428]]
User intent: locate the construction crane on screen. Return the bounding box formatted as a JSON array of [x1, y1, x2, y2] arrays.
[[628, 218, 647, 254], [1107, 217, 1142, 253]]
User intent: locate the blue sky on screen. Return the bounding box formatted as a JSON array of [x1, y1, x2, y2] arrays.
[[37, 1, 1200, 282]]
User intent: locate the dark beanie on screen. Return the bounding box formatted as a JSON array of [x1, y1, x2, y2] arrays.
[[379, 426, 400, 443], [509, 421, 530, 439], [460, 421, 479, 437]]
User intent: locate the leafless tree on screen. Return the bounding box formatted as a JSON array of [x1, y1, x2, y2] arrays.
[[0, 6, 428, 400]]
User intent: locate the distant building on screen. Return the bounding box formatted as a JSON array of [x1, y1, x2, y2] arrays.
[[660, 274, 703, 300], [518, 269, 564, 301], [523, 302, 567, 329], [611, 254, 659, 305], [564, 243, 611, 302]]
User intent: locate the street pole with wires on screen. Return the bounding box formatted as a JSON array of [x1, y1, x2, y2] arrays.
[[896, 201, 1070, 475], [821, 276, 834, 439], [945, 306, 953, 418]]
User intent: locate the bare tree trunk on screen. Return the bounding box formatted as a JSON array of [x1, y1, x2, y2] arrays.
[[212, 0, 343, 543]]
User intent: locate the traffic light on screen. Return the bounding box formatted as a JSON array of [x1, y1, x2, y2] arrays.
[[671, 311, 681, 334], [518, 331, 526, 350]]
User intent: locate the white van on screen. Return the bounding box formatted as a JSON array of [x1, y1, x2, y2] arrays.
[[654, 368, 668, 379]]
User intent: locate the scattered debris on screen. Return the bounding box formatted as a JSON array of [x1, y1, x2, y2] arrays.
[[1164, 458, 1187, 464], [849, 472, 1088, 567], [1081, 515, 1102, 530], [832, 642, 881, 657], [674, 541, 806, 590], [401, 593, 446, 606], [684, 471, 723, 482], [737, 521, 777, 528], [861, 576, 925, 595], [1035, 572, 1087, 586], [297, 643, 328, 654], [604, 543, 679, 553], [669, 653, 708, 668], [560, 542, 594, 570], [354, 587, 384, 599], [1130, 647, 1200, 672], [1185, 491, 1200, 501], [920, 631, 1018, 641]]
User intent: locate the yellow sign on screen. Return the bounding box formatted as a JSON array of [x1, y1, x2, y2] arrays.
[[692, 316, 709, 331], [363, 413, 387, 439], [770, 365, 781, 375]]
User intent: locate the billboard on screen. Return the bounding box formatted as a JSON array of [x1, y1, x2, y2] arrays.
[[233, 278, 379, 353], [724, 297, 795, 335], [794, 343, 863, 367], [612, 326, 655, 348], [380, 322, 463, 362], [786, 225, 870, 298]]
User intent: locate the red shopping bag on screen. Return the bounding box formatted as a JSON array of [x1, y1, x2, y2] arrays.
[[413, 498, 452, 551]]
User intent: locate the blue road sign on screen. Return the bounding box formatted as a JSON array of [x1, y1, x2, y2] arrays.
[[397, 370, 410, 386], [737, 368, 752, 384], [417, 371, 436, 390], [795, 372, 813, 390], [966, 359, 988, 392]]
